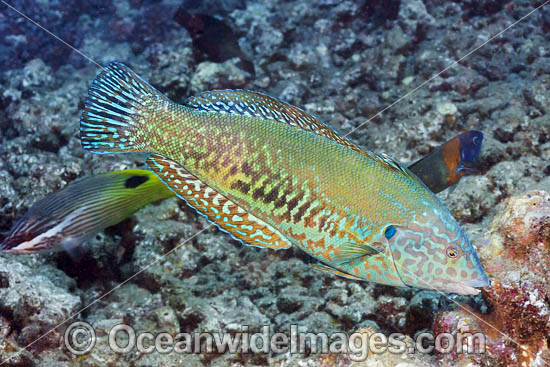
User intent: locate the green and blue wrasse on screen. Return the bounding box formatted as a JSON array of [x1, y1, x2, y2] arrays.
[[79, 62, 489, 295], [0, 169, 173, 254], [409, 130, 483, 194], [0, 134, 480, 257]]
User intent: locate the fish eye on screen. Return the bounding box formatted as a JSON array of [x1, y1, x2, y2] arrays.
[[446, 247, 459, 258], [472, 136, 479, 146], [384, 225, 396, 240]]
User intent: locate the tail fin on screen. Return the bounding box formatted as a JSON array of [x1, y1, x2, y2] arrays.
[[80, 62, 166, 154]]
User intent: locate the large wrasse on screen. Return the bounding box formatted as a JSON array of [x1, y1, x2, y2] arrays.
[[0, 132, 482, 257], [80, 62, 489, 295], [0, 169, 173, 255]]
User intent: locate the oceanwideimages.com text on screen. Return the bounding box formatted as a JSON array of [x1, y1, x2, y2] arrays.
[[65, 322, 486, 361]]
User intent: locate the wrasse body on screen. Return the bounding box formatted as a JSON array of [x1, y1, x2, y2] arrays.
[[80, 62, 489, 295], [0, 169, 173, 254], [0, 133, 482, 256]]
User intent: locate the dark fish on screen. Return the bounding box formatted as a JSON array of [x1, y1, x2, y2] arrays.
[[408, 130, 484, 194], [173, 7, 254, 76]]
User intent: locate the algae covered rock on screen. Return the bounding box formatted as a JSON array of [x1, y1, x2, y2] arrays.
[[0, 255, 80, 364]]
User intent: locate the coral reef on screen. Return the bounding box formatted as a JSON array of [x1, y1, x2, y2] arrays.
[[0, 0, 549, 366]]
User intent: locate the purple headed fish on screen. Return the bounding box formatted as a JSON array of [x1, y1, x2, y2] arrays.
[[79, 62, 489, 295], [409, 131, 484, 194]]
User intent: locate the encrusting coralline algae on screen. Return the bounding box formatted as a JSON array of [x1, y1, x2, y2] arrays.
[[0, 0, 549, 366]]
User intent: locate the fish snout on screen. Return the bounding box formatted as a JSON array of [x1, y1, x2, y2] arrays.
[[431, 273, 490, 295], [0, 236, 16, 251], [466, 273, 490, 288]]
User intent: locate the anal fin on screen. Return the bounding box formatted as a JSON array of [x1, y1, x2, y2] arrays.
[[146, 154, 293, 250]]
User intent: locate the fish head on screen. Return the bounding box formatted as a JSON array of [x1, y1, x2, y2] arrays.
[[458, 130, 484, 165], [383, 202, 489, 295]]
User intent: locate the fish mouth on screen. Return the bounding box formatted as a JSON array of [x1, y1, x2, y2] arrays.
[[1, 240, 26, 253], [0, 238, 13, 251], [1, 240, 52, 254], [436, 282, 480, 296], [433, 276, 490, 296], [2, 247, 35, 254], [467, 274, 490, 288], [2, 242, 55, 254], [1, 229, 28, 251], [1, 237, 42, 254]]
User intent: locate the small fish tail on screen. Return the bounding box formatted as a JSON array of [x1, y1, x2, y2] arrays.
[[80, 62, 165, 153]]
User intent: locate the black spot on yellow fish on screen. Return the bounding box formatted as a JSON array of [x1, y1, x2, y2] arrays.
[[125, 175, 149, 189]]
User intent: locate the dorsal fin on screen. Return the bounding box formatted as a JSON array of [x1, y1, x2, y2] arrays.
[[185, 89, 360, 149], [185, 89, 419, 182], [374, 152, 418, 180]]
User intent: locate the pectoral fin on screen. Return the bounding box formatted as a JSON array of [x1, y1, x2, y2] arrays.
[[146, 154, 293, 250], [332, 242, 384, 264], [312, 263, 363, 281]]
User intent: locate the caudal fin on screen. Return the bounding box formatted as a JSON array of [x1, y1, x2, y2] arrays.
[[80, 62, 166, 154]]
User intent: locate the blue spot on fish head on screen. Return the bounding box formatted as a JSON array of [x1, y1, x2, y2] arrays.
[[384, 225, 396, 239]]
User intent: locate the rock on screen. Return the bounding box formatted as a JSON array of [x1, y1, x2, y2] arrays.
[[144, 41, 194, 100], [278, 82, 305, 105], [398, 0, 436, 35], [0, 256, 80, 361], [436, 101, 458, 125], [245, 23, 284, 60], [0, 256, 80, 328], [189, 58, 252, 94], [385, 25, 412, 54], [154, 306, 180, 335], [181, 0, 246, 14], [21, 59, 53, 89], [0, 337, 35, 367], [523, 78, 550, 116]]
